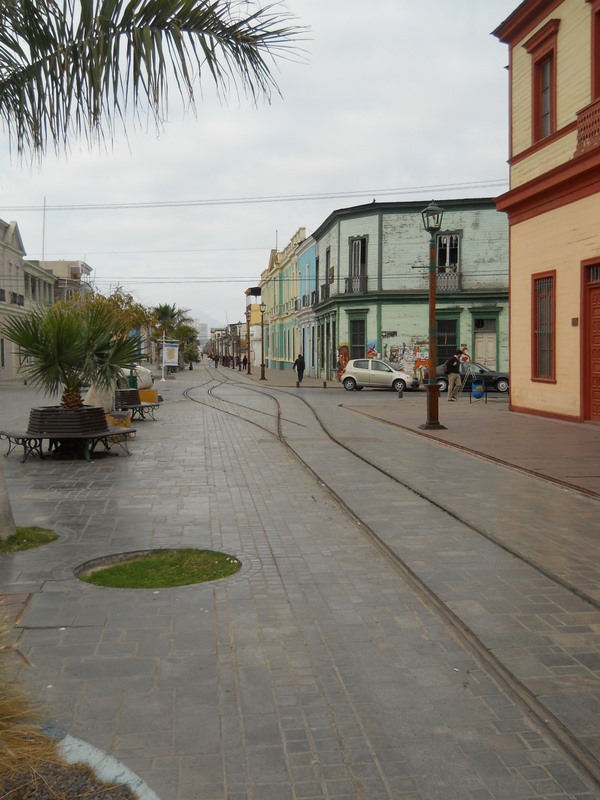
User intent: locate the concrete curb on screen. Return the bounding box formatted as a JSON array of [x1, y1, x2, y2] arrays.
[[45, 729, 162, 800]]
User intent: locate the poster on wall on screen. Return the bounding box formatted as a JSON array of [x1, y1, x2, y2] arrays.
[[366, 340, 377, 358]]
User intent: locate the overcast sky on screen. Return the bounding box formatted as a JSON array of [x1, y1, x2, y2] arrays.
[[0, 0, 518, 328]]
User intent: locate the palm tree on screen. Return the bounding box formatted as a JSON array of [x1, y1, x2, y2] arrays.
[[152, 305, 198, 369], [0, 303, 142, 407], [0, 0, 305, 159], [152, 303, 192, 338]]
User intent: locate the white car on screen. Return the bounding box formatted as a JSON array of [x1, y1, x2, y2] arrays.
[[341, 358, 419, 392]]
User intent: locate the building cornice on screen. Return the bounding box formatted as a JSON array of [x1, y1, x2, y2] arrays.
[[496, 146, 600, 223], [493, 0, 563, 46]]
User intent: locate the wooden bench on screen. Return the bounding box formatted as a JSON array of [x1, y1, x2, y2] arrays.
[[0, 427, 137, 463], [114, 388, 159, 421]]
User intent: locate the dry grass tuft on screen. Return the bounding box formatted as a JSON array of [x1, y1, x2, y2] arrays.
[[0, 625, 65, 783]]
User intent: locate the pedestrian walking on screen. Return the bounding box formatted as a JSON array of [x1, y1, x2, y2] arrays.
[[293, 353, 305, 384], [444, 349, 462, 401]]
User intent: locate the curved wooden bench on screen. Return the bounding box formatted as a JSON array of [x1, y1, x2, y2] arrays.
[[0, 427, 136, 462]]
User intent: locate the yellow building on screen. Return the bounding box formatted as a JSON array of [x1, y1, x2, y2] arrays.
[[494, 0, 600, 422]]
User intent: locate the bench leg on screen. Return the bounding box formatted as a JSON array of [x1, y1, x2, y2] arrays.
[[1, 436, 44, 463], [22, 438, 44, 463]]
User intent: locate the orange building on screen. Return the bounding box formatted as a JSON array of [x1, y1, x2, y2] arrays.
[[494, 0, 600, 422]]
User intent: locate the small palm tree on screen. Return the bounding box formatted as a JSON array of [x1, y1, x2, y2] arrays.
[[0, 303, 142, 408]]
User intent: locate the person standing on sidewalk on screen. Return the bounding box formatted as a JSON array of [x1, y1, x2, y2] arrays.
[[293, 353, 305, 384], [445, 349, 462, 401]]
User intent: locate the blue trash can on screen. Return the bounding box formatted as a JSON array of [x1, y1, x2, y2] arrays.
[[471, 378, 485, 402]]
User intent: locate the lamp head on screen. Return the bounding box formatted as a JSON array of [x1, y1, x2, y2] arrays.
[[421, 201, 444, 235], [260, 302, 266, 314]]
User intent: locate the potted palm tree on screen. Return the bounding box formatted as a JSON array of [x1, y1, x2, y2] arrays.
[[0, 301, 142, 439]]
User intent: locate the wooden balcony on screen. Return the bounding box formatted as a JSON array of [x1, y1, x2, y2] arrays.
[[575, 98, 600, 156]]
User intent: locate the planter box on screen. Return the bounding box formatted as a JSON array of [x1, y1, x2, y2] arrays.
[[106, 411, 132, 428], [27, 406, 109, 436], [139, 389, 158, 403]]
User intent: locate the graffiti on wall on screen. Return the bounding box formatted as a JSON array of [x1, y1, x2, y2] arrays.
[[383, 339, 430, 380], [336, 343, 350, 381]]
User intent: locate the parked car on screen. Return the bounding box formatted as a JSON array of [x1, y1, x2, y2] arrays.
[[435, 361, 509, 393], [341, 358, 419, 392]]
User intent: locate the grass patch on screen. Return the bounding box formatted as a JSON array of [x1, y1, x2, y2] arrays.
[[0, 527, 58, 554], [79, 548, 241, 589]]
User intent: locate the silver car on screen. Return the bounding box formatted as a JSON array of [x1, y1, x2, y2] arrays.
[[341, 358, 419, 392]]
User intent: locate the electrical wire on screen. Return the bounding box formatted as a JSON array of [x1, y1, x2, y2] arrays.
[[2, 179, 508, 213]]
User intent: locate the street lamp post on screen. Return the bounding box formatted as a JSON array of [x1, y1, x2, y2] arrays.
[[245, 306, 252, 375], [236, 322, 243, 370], [259, 302, 267, 380], [419, 201, 447, 431]]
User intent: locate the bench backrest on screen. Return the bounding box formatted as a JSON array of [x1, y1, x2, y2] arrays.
[[114, 388, 142, 408]]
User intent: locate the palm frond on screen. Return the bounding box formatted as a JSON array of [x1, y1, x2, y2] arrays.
[[0, 0, 307, 158]]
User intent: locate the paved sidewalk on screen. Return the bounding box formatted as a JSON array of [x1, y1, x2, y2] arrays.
[[1, 369, 600, 799]]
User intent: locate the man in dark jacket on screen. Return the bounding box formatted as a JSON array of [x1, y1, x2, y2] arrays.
[[445, 349, 462, 401], [293, 353, 305, 384]]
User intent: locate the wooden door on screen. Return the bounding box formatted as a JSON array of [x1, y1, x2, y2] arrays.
[[474, 332, 497, 369]]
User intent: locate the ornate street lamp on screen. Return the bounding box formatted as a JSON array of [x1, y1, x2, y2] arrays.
[[419, 201, 447, 430], [245, 306, 252, 375], [259, 302, 267, 380]]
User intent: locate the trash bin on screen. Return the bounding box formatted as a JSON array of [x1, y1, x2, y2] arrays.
[[470, 378, 486, 403]]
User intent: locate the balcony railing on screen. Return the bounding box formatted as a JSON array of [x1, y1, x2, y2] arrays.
[[320, 283, 330, 301], [344, 275, 367, 294], [302, 294, 309, 307], [576, 98, 600, 155], [436, 271, 461, 292], [311, 289, 318, 305]]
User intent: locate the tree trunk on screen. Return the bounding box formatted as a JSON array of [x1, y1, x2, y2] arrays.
[[0, 463, 16, 541]]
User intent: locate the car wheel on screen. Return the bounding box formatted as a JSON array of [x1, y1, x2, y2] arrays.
[[436, 377, 448, 392], [495, 378, 509, 393], [343, 377, 357, 391], [392, 378, 406, 392]]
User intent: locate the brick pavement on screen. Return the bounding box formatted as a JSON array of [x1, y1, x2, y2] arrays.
[[1, 369, 600, 799]]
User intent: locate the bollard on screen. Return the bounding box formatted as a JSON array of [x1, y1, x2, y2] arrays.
[[398, 390, 403, 399], [323, 381, 327, 389]]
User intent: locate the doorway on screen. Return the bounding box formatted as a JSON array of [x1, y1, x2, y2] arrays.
[[585, 265, 600, 422]]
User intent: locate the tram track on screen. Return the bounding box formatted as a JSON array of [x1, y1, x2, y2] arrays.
[[185, 371, 600, 614], [182, 367, 600, 788]]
